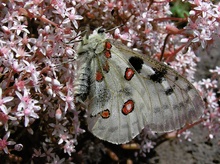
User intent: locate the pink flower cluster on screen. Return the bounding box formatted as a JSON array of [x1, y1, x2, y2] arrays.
[[0, 0, 219, 163]]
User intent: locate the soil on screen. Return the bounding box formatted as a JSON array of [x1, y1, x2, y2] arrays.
[[149, 125, 220, 164]]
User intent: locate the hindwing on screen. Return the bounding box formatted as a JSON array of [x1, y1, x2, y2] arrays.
[[85, 38, 204, 144]]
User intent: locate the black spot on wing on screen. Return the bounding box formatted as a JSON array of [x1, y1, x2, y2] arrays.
[[175, 76, 179, 81], [129, 56, 144, 73], [149, 68, 167, 83], [187, 85, 192, 91], [165, 87, 174, 95]]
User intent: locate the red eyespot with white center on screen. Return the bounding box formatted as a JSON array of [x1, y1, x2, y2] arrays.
[[105, 51, 111, 58], [101, 109, 110, 118], [104, 42, 112, 58], [105, 41, 112, 50], [96, 71, 104, 82], [122, 99, 134, 115], [124, 68, 135, 81]]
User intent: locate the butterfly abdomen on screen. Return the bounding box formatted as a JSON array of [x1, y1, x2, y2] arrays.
[[74, 31, 105, 102]]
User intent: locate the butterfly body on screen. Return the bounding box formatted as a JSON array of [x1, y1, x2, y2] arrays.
[[74, 28, 204, 144]]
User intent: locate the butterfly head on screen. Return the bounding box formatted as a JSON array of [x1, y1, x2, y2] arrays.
[[77, 28, 108, 54]]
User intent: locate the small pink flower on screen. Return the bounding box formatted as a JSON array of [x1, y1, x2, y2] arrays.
[[199, 78, 213, 89], [58, 132, 72, 144], [182, 130, 193, 142], [0, 46, 10, 57], [49, 122, 67, 136], [51, 155, 65, 164], [15, 79, 25, 91], [42, 143, 55, 162], [0, 132, 16, 154], [15, 88, 40, 127], [186, 18, 199, 30], [16, 105, 40, 127], [103, 0, 116, 12], [206, 90, 216, 104], [10, 23, 30, 35], [210, 66, 220, 75], [0, 88, 14, 114], [16, 89, 32, 111], [12, 47, 31, 58], [194, 1, 212, 18], [11, 59, 24, 73], [32, 148, 45, 158], [63, 7, 83, 29], [63, 139, 76, 156], [192, 29, 212, 48], [29, 34, 49, 56], [19, 32, 32, 50], [0, 109, 17, 131], [60, 90, 75, 112], [141, 139, 155, 154], [51, 0, 66, 17]]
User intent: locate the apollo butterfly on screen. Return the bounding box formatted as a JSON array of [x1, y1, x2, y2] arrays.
[[73, 28, 204, 144]]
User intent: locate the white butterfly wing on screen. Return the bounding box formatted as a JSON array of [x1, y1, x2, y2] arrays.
[[87, 49, 148, 144], [86, 38, 204, 144]]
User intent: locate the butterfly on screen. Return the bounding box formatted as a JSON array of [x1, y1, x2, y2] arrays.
[[73, 28, 204, 144]]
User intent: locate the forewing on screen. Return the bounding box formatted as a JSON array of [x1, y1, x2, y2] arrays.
[[87, 41, 150, 144]]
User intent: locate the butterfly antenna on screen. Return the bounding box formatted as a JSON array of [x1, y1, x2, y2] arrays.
[[84, 25, 92, 39], [55, 58, 76, 67], [105, 24, 123, 33], [69, 30, 87, 44]]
